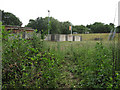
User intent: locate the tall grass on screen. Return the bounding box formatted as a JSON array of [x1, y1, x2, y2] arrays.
[[2, 25, 120, 88], [42, 40, 120, 88]]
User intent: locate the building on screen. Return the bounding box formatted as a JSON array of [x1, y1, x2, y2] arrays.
[[4, 25, 34, 33], [4, 25, 34, 39]]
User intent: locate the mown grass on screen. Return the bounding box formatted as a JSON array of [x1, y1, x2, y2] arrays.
[[73, 33, 119, 41]]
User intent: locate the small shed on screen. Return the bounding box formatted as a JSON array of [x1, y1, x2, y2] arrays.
[[4, 25, 34, 33], [4, 25, 34, 39]]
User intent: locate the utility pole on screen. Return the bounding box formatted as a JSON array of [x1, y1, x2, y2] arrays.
[[48, 10, 50, 40]]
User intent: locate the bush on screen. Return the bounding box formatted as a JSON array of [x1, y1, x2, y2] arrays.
[[2, 28, 60, 88]]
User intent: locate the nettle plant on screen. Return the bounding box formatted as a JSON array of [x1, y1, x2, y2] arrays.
[[2, 28, 60, 88]]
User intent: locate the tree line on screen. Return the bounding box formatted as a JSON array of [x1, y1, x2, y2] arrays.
[[1, 10, 120, 34]]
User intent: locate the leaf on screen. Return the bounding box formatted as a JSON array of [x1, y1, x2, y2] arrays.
[[31, 57, 34, 61]]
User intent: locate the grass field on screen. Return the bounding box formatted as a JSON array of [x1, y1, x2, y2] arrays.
[[73, 33, 119, 41], [42, 40, 117, 87], [41, 38, 120, 88]]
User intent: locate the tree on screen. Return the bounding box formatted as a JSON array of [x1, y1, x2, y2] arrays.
[[1, 10, 22, 26], [26, 17, 72, 34], [73, 25, 90, 34], [49, 17, 61, 34], [60, 21, 71, 34], [87, 22, 112, 33], [116, 26, 120, 33], [26, 17, 48, 34], [109, 23, 115, 28], [26, 17, 61, 34]]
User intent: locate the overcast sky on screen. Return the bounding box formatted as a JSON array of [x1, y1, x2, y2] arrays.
[[1, 0, 120, 26]]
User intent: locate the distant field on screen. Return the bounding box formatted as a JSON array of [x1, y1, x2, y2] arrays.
[[73, 33, 120, 41]]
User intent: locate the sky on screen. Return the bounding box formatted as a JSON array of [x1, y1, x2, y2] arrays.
[[1, 0, 120, 26]]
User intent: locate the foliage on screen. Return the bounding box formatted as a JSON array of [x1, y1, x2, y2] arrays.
[[86, 22, 113, 33], [26, 17, 62, 34], [26, 16, 72, 34], [2, 28, 61, 88], [116, 25, 120, 33], [26, 17, 48, 34], [42, 41, 120, 88], [49, 17, 61, 34], [77, 42, 112, 88], [1, 10, 116, 34], [60, 21, 71, 34], [1, 10, 22, 26], [73, 25, 90, 34], [2, 25, 120, 88], [27, 15, 104, 34]]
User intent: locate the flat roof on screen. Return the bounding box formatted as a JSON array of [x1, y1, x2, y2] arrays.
[[4, 25, 34, 31]]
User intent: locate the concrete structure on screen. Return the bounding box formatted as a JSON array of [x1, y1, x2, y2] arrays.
[[73, 36, 81, 41], [57, 34, 66, 41], [5, 26, 82, 41], [45, 34, 82, 41], [49, 34, 66, 41], [66, 35, 73, 41], [46, 34, 51, 41]]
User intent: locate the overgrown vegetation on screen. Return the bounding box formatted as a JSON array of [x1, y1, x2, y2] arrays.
[[2, 27, 61, 88], [42, 40, 120, 88], [2, 26, 120, 88]]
